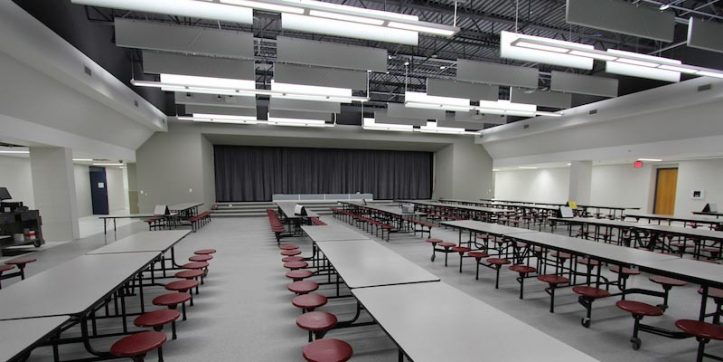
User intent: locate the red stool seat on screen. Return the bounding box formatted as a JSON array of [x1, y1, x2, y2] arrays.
[[189, 254, 213, 262], [467, 251, 489, 259], [287, 270, 313, 280], [5, 257, 37, 266], [283, 256, 305, 263], [649, 275, 687, 287], [194, 249, 216, 255], [573, 286, 611, 299], [450, 246, 470, 254], [303, 339, 353, 362], [175, 269, 204, 279], [153, 292, 191, 307], [0, 265, 14, 273], [280, 244, 299, 250], [293, 294, 328, 311], [281, 249, 302, 256], [675, 320, 723, 340], [487, 258, 511, 266], [288, 280, 319, 294], [165, 279, 199, 292], [296, 311, 337, 332], [537, 274, 569, 285], [616, 300, 663, 317], [550, 251, 572, 259], [438, 242, 456, 248], [577, 257, 601, 266], [425, 238, 443, 245], [609, 265, 641, 275], [509, 264, 536, 274], [284, 261, 309, 270], [181, 261, 209, 270], [134, 310, 180, 328], [699, 287, 723, 300], [110, 331, 166, 358]]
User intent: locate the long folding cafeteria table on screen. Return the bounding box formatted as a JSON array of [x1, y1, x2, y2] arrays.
[[624, 211, 723, 229], [441, 219, 538, 245], [401, 199, 511, 221], [99, 212, 177, 235], [301, 224, 371, 242], [0, 316, 70, 362], [353, 282, 598, 362]]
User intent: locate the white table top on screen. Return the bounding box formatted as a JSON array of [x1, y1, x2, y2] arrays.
[[316, 240, 439, 288], [441, 220, 538, 235], [344, 202, 417, 217], [87, 230, 190, 254], [635, 224, 723, 240], [0, 252, 160, 320], [98, 213, 159, 219], [169, 202, 203, 212], [549, 217, 645, 228], [301, 225, 370, 242], [624, 212, 722, 224], [275, 202, 318, 218], [404, 200, 509, 214], [353, 282, 597, 362], [649, 258, 723, 288], [0, 316, 70, 361]]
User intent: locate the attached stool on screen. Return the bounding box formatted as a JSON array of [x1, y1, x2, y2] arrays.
[[537, 274, 569, 313], [280, 244, 299, 250], [175, 269, 204, 292], [509, 264, 537, 299], [293, 294, 328, 313], [153, 293, 191, 320], [649, 275, 687, 310], [284, 261, 309, 270], [450, 246, 471, 272], [5, 257, 37, 279], [165, 279, 200, 306], [616, 300, 664, 350], [430, 241, 456, 265], [281, 249, 302, 257], [609, 265, 641, 295], [189, 254, 212, 262], [573, 286, 611, 328], [0, 264, 15, 289], [287, 270, 313, 281], [111, 331, 166, 362], [698, 287, 723, 324], [296, 311, 338, 342], [181, 261, 209, 277], [194, 249, 216, 255], [303, 339, 353, 362], [675, 319, 723, 362], [467, 251, 489, 280], [486, 258, 511, 289], [288, 280, 319, 295], [577, 257, 601, 285], [283, 256, 304, 263], [134, 309, 181, 340]]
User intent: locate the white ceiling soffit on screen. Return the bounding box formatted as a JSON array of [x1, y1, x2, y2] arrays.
[[142, 51, 255, 80], [185, 105, 257, 117], [73, 0, 253, 24], [268, 109, 333, 122], [269, 98, 341, 113], [455, 111, 507, 125], [687, 18, 723, 54], [456, 59, 538, 88], [550, 71, 619, 98], [174, 93, 256, 109], [281, 13, 418, 46], [566, 0, 675, 42], [509, 88, 572, 109], [427, 79, 498, 101], [276, 36, 387, 72], [274, 63, 367, 90], [386, 103, 445, 120], [374, 110, 427, 126], [115, 19, 254, 59]]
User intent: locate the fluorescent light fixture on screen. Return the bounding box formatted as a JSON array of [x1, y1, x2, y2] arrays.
[[387, 22, 456, 37], [0, 150, 29, 154], [404, 92, 470, 112], [472, 100, 537, 117], [73, 158, 94, 162], [70, 0, 253, 24], [697, 70, 723, 79], [637, 158, 663, 162], [220, 0, 304, 14], [288, 0, 418, 21], [271, 81, 351, 97], [615, 58, 659, 68], [492, 168, 501, 172], [518, 166, 538, 170], [179, 113, 258, 124], [282, 13, 419, 46], [535, 111, 563, 117], [513, 41, 569, 53], [362, 118, 414, 132], [418, 121, 478, 135], [266, 117, 333, 127], [93, 162, 124, 167], [308, 10, 384, 25], [160, 74, 256, 91], [568, 50, 617, 61], [503, 31, 594, 70]]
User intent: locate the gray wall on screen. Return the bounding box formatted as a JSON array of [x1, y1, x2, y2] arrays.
[[433, 139, 494, 200]]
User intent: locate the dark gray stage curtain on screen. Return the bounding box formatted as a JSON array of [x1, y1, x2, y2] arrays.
[[214, 145, 433, 202]]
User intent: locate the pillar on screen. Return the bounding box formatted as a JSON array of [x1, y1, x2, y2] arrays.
[[29, 147, 79, 241], [568, 161, 593, 205]]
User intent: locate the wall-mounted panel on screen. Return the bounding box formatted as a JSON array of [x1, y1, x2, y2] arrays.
[[374, 110, 427, 126], [115, 19, 254, 58], [457, 59, 538, 88], [427, 79, 498, 101], [143, 51, 255, 79], [687, 18, 723, 54], [509, 88, 572, 109], [566, 0, 675, 42], [277, 36, 387, 72], [386, 103, 444, 120], [274, 63, 367, 90], [174, 93, 256, 108], [550, 71, 618, 97]]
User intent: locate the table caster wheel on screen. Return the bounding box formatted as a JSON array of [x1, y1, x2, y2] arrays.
[[631, 337, 641, 350], [581, 317, 591, 328]]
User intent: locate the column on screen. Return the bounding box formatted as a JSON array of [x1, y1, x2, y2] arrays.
[[568, 161, 593, 204], [29, 147, 79, 241]]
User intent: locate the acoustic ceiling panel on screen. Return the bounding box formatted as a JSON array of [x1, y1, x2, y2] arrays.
[[115, 19, 254, 59], [566, 0, 675, 42], [174, 93, 256, 108], [374, 111, 427, 126], [143, 51, 255, 79], [550, 71, 618, 98], [687, 18, 723, 54], [274, 63, 367, 90], [386, 103, 444, 120], [453, 111, 507, 125], [427, 79, 498, 101], [185, 105, 257, 117], [276, 36, 387, 72], [268, 109, 333, 122], [456, 59, 538, 88], [269, 98, 341, 113], [509, 88, 572, 109]]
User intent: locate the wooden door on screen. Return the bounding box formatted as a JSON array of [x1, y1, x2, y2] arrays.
[[654, 168, 678, 215]]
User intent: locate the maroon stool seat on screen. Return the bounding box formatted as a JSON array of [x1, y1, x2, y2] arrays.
[[675, 319, 723, 362], [508, 265, 537, 299], [5, 257, 36, 280], [616, 300, 664, 350], [181, 261, 209, 270], [430, 241, 456, 265], [467, 251, 490, 280], [450, 246, 471, 273], [610, 265, 641, 275], [188, 254, 213, 262], [280, 244, 299, 250], [577, 257, 602, 285], [283, 256, 305, 263], [698, 287, 723, 324], [153, 293, 191, 320], [549, 251, 572, 262], [175, 269, 204, 292], [134, 309, 181, 340], [293, 293, 328, 312], [296, 311, 338, 342], [573, 286, 611, 328], [111, 331, 166, 362], [288, 280, 319, 295], [284, 261, 309, 270], [0, 264, 15, 289], [287, 270, 314, 281], [281, 249, 302, 256], [194, 249, 216, 255], [425, 238, 443, 245], [649, 275, 687, 310], [486, 258, 511, 289], [303, 339, 353, 362], [165, 279, 200, 306], [537, 275, 570, 313]]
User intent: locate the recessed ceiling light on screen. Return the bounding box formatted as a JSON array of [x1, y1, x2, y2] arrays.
[[440, 66, 447, 70]]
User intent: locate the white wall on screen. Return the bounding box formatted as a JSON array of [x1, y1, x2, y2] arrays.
[[432, 145, 454, 199], [590, 164, 654, 211], [0, 155, 34, 207], [74, 164, 92, 217], [106, 167, 128, 213], [433, 139, 494, 200], [494, 168, 569, 203], [675, 159, 723, 215]]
